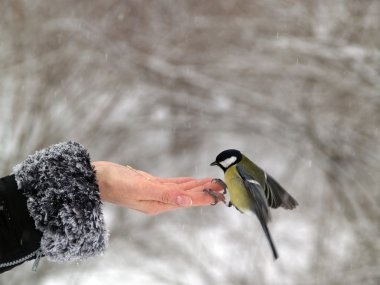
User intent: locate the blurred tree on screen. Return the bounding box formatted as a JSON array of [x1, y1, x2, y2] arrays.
[[1, 1, 379, 284]]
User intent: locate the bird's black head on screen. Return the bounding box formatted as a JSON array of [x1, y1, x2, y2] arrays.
[[210, 149, 243, 172]]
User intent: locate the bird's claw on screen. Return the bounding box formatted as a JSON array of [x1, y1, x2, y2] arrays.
[[203, 188, 225, 205], [212, 178, 228, 195]]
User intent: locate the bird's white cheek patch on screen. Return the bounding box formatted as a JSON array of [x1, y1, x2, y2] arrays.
[[220, 156, 237, 168]]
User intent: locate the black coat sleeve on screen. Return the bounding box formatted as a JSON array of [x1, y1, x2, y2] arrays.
[[0, 175, 42, 273], [0, 141, 108, 274]]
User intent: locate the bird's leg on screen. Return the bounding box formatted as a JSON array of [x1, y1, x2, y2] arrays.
[[203, 188, 225, 205], [227, 201, 242, 213], [235, 206, 243, 214], [204, 178, 228, 205], [212, 178, 228, 194]]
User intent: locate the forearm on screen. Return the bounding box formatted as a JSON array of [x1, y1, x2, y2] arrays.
[[0, 141, 223, 273]]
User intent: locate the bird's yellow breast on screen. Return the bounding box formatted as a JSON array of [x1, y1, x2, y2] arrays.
[[225, 166, 252, 211]]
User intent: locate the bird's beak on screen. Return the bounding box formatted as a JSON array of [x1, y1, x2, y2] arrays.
[[210, 161, 218, 166]]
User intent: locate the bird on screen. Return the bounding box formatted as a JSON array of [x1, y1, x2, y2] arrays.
[[205, 149, 298, 259]]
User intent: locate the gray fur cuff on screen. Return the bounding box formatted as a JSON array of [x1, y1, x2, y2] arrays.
[[13, 141, 108, 262]]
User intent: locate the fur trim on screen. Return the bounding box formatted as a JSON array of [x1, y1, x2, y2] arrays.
[[13, 141, 107, 262]]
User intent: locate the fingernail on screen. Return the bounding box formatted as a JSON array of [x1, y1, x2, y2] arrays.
[[177, 195, 192, 207]]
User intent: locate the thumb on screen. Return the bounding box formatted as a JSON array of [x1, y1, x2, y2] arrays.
[[157, 188, 193, 207], [175, 195, 193, 207]]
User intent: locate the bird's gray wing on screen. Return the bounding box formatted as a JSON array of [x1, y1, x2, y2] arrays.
[[264, 173, 299, 210], [236, 165, 278, 259], [236, 165, 270, 223]]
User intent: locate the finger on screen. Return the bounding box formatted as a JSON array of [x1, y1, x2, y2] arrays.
[[142, 179, 222, 206], [139, 191, 225, 215], [156, 177, 196, 184], [175, 178, 214, 190], [186, 191, 225, 206], [183, 180, 225, 192], [145, 186, 193, 207], [137, 201, 180, 215]]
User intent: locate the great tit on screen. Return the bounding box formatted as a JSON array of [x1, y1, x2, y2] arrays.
[[206, 149, 298, 260]]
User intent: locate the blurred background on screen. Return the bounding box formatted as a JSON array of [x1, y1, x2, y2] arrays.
[[1, 1, 380, 284]]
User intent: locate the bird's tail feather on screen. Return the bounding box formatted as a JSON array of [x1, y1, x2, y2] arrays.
[[258, 217, 279, 260]]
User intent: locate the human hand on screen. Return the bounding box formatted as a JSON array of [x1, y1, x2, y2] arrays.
[[93, 161, 224, 215]]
